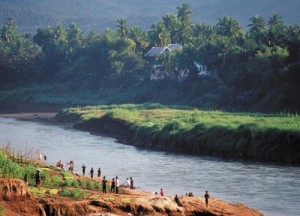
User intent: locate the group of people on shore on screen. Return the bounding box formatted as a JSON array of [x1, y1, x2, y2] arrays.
[[81, 164, 102, 179], [53, 159, 210, 207], [56, 160, 135, 193]]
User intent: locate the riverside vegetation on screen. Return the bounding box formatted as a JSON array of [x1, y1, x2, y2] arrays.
[[56, 103, 300, 164], [0, 146, 263, 216]]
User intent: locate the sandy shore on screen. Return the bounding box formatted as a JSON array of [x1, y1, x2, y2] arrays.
[[0, 104, 63, 120], [0, 112, 57, 120]]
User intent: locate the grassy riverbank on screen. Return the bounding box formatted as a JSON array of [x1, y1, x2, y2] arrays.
[[57, 103, 300, 163], [0, 148, 263, 216]]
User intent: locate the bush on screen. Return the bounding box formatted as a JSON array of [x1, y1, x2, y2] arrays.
[[79, 179, 87, 188], [49, 175, 63, 187], [71, 188, 87, 199], [61, 187, 71, 197], [87, 180, 95, 190], [65, 179, 73, 187], [72, 180, 79, 188]]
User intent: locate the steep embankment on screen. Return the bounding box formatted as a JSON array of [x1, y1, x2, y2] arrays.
[[56, 111, 300, 164], [0, 178, 263, 216]]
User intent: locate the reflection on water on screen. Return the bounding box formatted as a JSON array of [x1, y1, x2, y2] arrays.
[[0, 117, 299, 216]]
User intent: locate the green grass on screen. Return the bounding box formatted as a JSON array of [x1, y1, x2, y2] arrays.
[[0, 149, 107, 201], [57, 103, 300, 163], [62, 103, 300, 132]]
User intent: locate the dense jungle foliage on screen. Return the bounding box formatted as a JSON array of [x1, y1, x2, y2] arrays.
[[0, 3, 300, 112]]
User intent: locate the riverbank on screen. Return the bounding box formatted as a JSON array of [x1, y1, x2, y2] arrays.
[[55, 104, 300, 164], [0, 149, 263, 216], [1, 104, 300, 164]]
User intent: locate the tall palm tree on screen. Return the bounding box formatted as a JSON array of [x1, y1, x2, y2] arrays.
[[128, 26, 149, 54], [248, 15, 266, 44], [1, 18, 18, 44], [268, 14, 283, 28], [267, 14, 286, 46], [149, 21, 170, 47], [176, 3, 191, 25], [68, 22, 84, 48], [217, 16, 241, 38], [248, 15, 266, 34], [116, 18, 129, 38]]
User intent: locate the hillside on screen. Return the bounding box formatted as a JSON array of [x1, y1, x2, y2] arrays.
[[1, 0, 300, 33]]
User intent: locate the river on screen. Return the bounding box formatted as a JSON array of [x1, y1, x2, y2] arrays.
[[0, 117, 299, 216]]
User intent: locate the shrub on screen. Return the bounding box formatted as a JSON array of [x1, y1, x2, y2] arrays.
[[61, 187, 71, 197], [87, 180, 95, 190], [94, 182, 102, 190], [71, 188, 87, 199], [52, 175, 64, 187], [65, 179, 73, 187], [72, 180, 79, 188], [79, 179, 87, 188]]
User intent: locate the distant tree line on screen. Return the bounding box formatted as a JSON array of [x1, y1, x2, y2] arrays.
[[0, 3, 299, 110]]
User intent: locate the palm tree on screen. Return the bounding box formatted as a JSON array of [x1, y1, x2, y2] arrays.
[[176, 3, 191, 25], [248, 15, 266, 34], [267, 14, 286, 46], [268, 14, 283, 28], [173, 22, 191, 45], [67, 22, 84, 48], [1, 18, 18, 44], [217, 16, 241, 38], [148, 21, 170, 47], [116, 18, 129, 38], [248, 15, 266, 44], [128, 26, 149, 54]]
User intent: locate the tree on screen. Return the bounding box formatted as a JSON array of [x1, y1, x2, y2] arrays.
[[248, 15, 266, 45], [128, 26, 149, 54], [148, 21, 170, 47], [176, 3, 191, 25], [68, 22, 84, 49], [248, 15, 266, 34], [266, 14, 286, 46], [217, 16, 241, 38], [116, 18, 129, 38], [1, 18, 18, 44]]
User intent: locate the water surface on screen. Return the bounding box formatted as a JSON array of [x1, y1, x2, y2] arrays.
[[0, 117, 299, 216]]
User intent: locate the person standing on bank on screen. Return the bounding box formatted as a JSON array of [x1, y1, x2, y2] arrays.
[[115, 176, 120, 194], [81, 164, 86, 176], [130, 177, 134, 189], [160, 188, 164, 196], [111, 178, 115, 193], [102, 176, 107, 193], [204, 191, 210, 207], [97, 168, 101, 178], [35, 169, 42, 188], [89, 167, 94, 178]]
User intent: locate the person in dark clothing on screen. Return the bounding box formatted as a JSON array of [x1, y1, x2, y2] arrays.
[[24, 173, 28, 185], [102, 176, 107, 193], [89, 167, 94, 178], [111, 178, 115, 192], [174, 194, 183, 207], [97, 168, 101, 178], [130, 177, 134, 189], [204, 191, 210, 207], [115, 176, 119, 194], [81, 164, 86, 176], [35, 170, 41, 188]]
